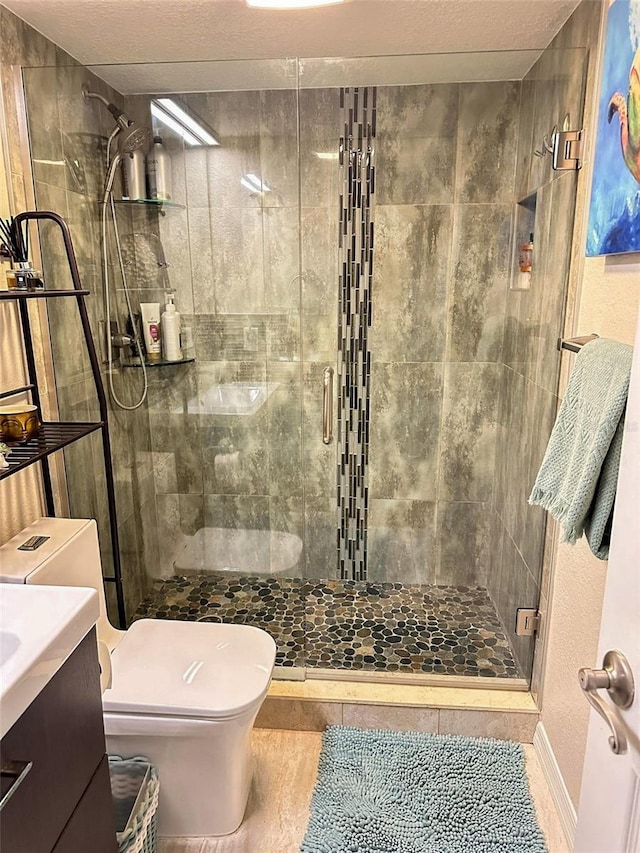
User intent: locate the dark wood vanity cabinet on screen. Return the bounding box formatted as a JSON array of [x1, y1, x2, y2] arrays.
[[0, 629, 117, 853]]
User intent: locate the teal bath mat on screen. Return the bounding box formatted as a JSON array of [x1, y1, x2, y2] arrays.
[[301, 726, 548, 853]]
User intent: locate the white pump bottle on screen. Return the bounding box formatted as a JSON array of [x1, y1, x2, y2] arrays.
[[161, 292, 182, 362]]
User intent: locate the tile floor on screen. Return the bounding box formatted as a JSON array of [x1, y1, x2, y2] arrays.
[[135, 574, 521, 678], [158, 728, 569, 853]]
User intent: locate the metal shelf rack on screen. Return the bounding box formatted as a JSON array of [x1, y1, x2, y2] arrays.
[[0, 210, 126, 627]]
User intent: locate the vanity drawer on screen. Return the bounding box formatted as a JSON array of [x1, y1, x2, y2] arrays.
[[0, 629, 112, 853]]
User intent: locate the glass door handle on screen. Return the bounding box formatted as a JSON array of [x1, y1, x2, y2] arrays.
[[579, 649, 635, 755], [323, 366, 334, 445]]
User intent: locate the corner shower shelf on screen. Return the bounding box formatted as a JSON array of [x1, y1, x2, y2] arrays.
[[0, 422, 103, 480], [1, 209, 127, 629], [114, 198, 185, 212], [122, 356, 195, 369], [0, 289, 91, 299]]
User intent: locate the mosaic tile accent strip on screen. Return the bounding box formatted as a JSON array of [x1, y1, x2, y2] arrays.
[[134, 574, 521, 678], [337, 86, 377, 582]]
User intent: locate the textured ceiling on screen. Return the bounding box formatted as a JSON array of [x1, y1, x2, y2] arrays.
[[4, 0, 581, 66], [84, 51, 546, 94]]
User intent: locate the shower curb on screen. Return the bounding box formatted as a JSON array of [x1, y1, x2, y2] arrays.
[[257, 681, 539, 742]]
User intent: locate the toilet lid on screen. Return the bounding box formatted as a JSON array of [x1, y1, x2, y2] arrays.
[[103, 619, 276, 719]]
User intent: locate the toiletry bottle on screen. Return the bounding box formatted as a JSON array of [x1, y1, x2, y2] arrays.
[[140, 302, 162, 362], [161, 292, 182, 362], [146, 136, 172, 201], [519, 232, 534, 273], [123, 149, 146, 200]]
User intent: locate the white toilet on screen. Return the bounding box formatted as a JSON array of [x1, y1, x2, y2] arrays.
[[0, 517, 276, 837]]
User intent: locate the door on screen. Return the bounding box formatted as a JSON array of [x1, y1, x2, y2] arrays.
[[574, 310, 640, 852]]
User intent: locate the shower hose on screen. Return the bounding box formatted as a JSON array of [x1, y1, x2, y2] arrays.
[[101, 128, 148, 410]]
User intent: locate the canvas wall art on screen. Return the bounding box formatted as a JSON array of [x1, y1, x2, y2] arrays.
[[587, 0, 640, 256]]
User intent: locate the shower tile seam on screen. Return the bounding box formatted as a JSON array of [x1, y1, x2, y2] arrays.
[[452, 82, 464, 204], [369, 360, 500, 366], [494, 505, 543, 583], [205, 147, 218, 315], [505, 79, 522, 202], [433, 130, 461, 583], [502, 362, 562, 401], [373, 202, 517, 208]]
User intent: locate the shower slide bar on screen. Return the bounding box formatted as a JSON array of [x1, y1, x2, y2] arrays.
[[558, 333, 599, 353]]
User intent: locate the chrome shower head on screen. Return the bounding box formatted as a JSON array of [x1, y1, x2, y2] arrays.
[[118, 122, 151, 154], [82, 84, 151, 152]]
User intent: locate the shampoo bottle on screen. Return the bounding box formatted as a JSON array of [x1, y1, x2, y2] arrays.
[[161, 292, 182, 362], [147, 136, 172, 201], [140, 302, 161, 362], [122, 149, 146, 200]]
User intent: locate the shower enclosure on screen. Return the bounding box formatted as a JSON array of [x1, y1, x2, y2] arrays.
[[21, 44, 588, 686]]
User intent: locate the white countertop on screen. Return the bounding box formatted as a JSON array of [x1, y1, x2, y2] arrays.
[[0, 583, 100, 739]]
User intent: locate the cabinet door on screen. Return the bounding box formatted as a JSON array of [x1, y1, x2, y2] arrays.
[[0, 631, 108, 853], [53, 757, 117, 853]]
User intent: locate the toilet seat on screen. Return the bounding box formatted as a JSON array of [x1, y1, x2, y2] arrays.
[[103, 619, 276, 720]]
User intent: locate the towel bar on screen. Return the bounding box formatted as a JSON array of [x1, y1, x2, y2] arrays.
[[557, 334, 599, 353]]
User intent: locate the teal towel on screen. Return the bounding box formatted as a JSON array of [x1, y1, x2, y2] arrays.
[[529, 338, 633, 560]]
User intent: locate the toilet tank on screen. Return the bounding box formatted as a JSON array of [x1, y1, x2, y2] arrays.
[[0, 517, 122, 652]]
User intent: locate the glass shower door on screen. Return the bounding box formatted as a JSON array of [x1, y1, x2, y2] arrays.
[[297, 49, 587, 684], [147, 70, 310, 672]]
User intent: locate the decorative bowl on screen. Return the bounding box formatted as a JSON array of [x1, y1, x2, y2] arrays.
[[0, 404, 41, 441]]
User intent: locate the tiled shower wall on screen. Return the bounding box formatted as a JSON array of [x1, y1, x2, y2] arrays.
[[11, 32, 158, 620], [367, 80, 520, 587], [490, 33, 589, 672]]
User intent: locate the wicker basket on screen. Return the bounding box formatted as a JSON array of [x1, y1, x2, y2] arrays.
[[108, 755, 159, 853]]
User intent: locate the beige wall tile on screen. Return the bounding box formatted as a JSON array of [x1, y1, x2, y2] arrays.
[[439, 709, 538, 742], [255, 698, 342, 731], [342, 703, 439, 732]]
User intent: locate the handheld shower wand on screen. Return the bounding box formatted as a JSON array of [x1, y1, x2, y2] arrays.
[[82, 86, 151, 201]]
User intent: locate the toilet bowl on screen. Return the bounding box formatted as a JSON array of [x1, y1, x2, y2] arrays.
[[0, 518, 276, 837]]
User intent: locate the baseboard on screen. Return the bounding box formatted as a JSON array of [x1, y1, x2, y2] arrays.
[[533, 722, 577, 848]]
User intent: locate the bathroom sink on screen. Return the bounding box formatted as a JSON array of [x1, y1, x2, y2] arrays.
[[170, 382, 280, 416], [0, 584, 99, 738]]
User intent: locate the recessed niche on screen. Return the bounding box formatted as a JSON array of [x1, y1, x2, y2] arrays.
[[510, 192, 537, 291]]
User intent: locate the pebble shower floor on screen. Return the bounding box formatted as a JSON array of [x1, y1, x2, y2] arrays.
[[134, 575, 522, 679]]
